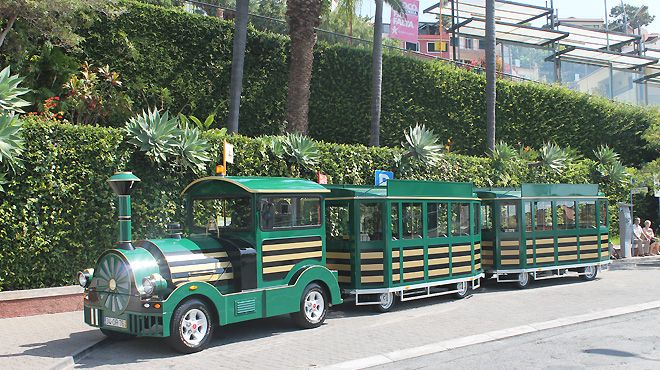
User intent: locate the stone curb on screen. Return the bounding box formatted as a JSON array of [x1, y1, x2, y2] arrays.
[[46, 337, 110, 370], [318, 299, 660, 370], [0, 286, 82, 302]]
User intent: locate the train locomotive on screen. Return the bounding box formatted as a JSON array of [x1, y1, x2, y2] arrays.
[[79, 172, 610, 352]]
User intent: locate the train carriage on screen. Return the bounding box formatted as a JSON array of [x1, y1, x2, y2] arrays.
[[324, 180, 484, 311], [477, 184, 610, 288]]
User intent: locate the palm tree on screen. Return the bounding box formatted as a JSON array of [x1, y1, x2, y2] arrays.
[[337, 0, 362, 39], [369, 0, 404, 147], [285, 0, 324, 134], [485, 0, 496, 153], [227, 0, 250, 133]]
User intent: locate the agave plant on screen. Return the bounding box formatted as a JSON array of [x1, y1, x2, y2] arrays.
[[0, 113, 25, 173], [593, 145, 628, 184], [593, 145, 620, 165], [491, 141, 518, 166], [270, 133, 320, 170], [0, 66, 30, 113], [401, 124, 443, 166], [125, 108, 181, 164], [537, 142, 568, 174], [179, 125, 211, 174]]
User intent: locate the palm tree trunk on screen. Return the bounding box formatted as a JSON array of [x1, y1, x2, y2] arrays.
[[227, 0, 249, 134], [369, 0, 383, 147], [285, 0, 322, 134], [0, 14, 17, 49], [485, 0, 496, 153]]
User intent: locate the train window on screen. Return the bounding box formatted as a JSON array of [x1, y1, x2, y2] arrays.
[[360, 203, 383, 241], [556, 201, 576, 230], [192, 197, 251, 232], [427, 203, 448, 238], [326, 204, 350, 240], [524, 202, 532, 232], [391, 204, 400, 240], [499, 202, 518, 233], [480, 204, 493, 231], [260, 196, 321, 230], [578, 201, 596, 229], [472, 203, 479, 235], [534, 201, 552, 231], [451, 203, 470, 236], [599, 201, 608, 227], [403, 203, 423, 239]]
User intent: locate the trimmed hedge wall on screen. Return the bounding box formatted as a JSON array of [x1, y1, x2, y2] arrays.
[[77, 1, 659, 165], [0, 118, 629, 291]]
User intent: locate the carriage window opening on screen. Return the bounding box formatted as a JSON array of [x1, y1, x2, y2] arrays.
[[578, 201, 596, 229], [499, 202, 518, 233], [326, 204, 350, 240], [599, 201, 608, 227], [472, 203, 479, 235], [260, 196, 320, 230], [360, 203, 383, 241], [391, 204, 400, 240], [534, 201, 552, 231], [428, 203, 448, 238], [524, 202, 532, 232], [480, 204, 493, 231], [556, 201, 576, 230], [403, 203, 423, 239], [451, 203, 470, 236], [192, 197, 251, 232]]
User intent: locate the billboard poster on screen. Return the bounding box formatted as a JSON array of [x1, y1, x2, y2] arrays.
[[389, 0, 419, 44]]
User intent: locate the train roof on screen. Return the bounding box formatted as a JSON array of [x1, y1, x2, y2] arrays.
[[181, 176, 330, 197], [476, 183, 604, 199], [324, 180, 476, 200]]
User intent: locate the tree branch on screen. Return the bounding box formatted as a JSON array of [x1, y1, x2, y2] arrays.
[[0, 13, 18, 49]]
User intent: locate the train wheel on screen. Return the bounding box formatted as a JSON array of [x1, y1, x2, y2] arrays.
[[515, 272, 531, 289], [580, 265, 598, 281], [292, 283, 327, 329], [100, 328, 135, 341], [454, 281, 471, 299], [373, 292, 396, 313], [167, 299, 214, 354]]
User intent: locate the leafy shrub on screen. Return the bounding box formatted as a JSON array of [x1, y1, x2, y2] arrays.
[[125, 108, 181, 164]]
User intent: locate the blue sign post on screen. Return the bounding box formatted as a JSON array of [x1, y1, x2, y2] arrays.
[[374, 170, 394, 186]]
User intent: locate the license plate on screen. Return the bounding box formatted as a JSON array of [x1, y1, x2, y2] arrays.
[[104, 317, 127, 329]]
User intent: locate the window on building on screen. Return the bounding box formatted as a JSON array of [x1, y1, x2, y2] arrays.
[[260, 197, 321, 230], [427, 41, 447, 53], [500, 202, 518, 233], [451, 203, 470, 236], [556, 200, 576, 229], [359, 203, 383, 241], [405, 42, 419, 51], [403, 203, 423, 239], [534, 201, 553, 231], [578, 201, 597, 229], [465, 38, 474, 49], [478, 39, 486, 49], [428, 203, 448, 238]]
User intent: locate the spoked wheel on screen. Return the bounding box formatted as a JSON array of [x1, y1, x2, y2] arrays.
[[454, 281, 471, 299], [373, 292, 396, 313], [167, 299, 214, 353], [580, 265, 598, 281], [292, 283, 327, 329], [100, 328, 135, 341], [515, 272, 531, 289]]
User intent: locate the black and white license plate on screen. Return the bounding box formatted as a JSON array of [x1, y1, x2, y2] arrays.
[[104, 316, 128, 329]]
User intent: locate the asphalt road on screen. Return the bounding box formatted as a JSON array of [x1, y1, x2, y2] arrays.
[[71, 261, 660, 370], [374, 308, 660, 370]]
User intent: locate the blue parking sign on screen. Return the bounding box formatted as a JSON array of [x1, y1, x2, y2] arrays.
[[374, 170, 394, 186]]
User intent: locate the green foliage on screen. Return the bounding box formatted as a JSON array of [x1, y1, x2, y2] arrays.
[[125, 108, 181, 164], [179, 125, 211, 173], [270, 133, 320, 171], [401, 124, 443, 167], [593, 145, 628, 185], [77, 1, 658, 165], [0, 66, 30, 113], [642, 118, 659, 153], [179, 112, 216, 131], [538, 142, 568, 174], [0, 113, 25, 173]]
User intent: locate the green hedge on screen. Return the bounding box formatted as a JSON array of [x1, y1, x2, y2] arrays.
[[76, 1, 659, 165], [0, 118, 629, 291]]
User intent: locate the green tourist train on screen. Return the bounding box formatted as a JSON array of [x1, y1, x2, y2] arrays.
[[79, 173, 610, 352]]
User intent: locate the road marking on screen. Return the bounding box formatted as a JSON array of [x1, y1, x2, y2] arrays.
[[318, 299, 660, 369]]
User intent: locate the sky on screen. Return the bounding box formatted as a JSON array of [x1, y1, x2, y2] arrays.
[[359, 0, 660, 34]]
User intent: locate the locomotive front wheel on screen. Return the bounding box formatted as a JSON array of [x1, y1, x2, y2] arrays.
[[167, 299, 214, 353], [100, 328, 135, 340], [515, 272, 531, 289], [373, 292, 396, 313], [291, 283, 327, 329], [580, 265, 598, 281], [454, 281, 471, 299]]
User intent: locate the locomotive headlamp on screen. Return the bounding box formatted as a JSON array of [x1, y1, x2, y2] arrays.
[[142, 273, 166, 296], [78, 268, 94, 288]]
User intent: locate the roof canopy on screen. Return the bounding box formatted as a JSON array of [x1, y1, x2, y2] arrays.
[[546, 46, 659, 70], [477, 184, 602, 199], [325, 180, 475, 199], [424, 0, 552, 24], [182, 176, 330, 197], [556, 23, 639, 50], [451, 18, 568, 47]]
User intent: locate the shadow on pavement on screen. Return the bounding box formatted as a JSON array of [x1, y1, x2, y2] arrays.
[[584, 348, 660, 362], [0, 331, 102, 359]]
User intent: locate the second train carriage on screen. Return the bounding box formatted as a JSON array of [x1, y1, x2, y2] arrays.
[[477, 184, 610, 288], [324, 180, 484, 311]]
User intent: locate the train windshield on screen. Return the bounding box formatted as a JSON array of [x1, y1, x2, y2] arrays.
[[191, 197, 252, 234]]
